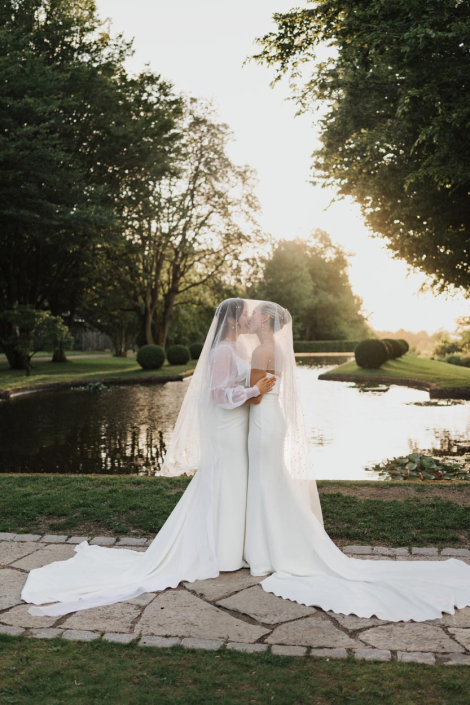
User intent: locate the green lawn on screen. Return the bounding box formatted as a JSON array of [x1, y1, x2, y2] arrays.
[[0, 356, 196, 392], [1, 634, 469, 705], [2, 475, 470, 548], [319, 354, 470, 388]]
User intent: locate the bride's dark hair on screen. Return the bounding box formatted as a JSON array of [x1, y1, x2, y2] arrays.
[[211, 298, 245, 346]]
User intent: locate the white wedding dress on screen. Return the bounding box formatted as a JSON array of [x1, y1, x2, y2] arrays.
[[246, 373, 470, 622], [21, 340, 258, 617]]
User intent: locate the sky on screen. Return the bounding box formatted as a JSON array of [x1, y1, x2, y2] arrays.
[[96, 0, 469, 334]]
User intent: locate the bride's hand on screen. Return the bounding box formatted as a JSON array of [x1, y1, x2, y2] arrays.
[[256, 376, 276, 394]]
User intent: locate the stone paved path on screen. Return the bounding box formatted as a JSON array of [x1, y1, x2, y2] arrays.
[[2, 532, 470, 665]]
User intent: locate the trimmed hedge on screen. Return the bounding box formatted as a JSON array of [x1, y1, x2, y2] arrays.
[[294, 340, 361, 353], [167, 344, 191, 365], [355, 339, 389, 369], [381, 338, 404, 359], [189, 342, 204, 360], [136, 344, 166, 370], [398, 338, 410, 353]]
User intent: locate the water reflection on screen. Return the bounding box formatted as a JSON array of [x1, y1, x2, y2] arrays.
[[1, 356, 469, 480], [296, 356, 470, 479]]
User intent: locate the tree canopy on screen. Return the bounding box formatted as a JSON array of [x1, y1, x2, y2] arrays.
[[250, 0, 470, 296]]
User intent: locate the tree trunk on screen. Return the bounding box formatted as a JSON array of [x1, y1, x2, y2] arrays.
[[145, 307, 155, 345], [2, 345, 29, 370], [112, 326, 128, 357], [52, 343, 68, 363]]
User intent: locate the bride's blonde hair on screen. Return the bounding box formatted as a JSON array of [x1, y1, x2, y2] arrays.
[[260, 302, 291, 330]]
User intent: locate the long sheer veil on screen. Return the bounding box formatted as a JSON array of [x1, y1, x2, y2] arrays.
[[160, 297, 323, 526]]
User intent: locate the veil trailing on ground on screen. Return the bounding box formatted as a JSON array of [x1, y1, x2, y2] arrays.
[[20, 296, 323, 618], [160, 297, 323, 525]]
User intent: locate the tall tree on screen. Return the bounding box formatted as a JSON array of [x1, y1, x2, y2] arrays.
[[249, 0, 470, 296], [0, 0, 181, 366], [115, 96, 265, 348], [253, 231, 371, 340]]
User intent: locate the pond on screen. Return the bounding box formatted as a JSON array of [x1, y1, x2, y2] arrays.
[[1, 355, 469, 480]]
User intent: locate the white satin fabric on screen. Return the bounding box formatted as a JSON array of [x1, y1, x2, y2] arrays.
[[246, 375, 470, 622], [21, 346, 254, 617]]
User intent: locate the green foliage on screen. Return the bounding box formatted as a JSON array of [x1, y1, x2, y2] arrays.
[[189, 342, 204, 359], [433, 337, 462, 358], [0, 306, 73, 373], [397, 338, 409, 354], [0, 0, 182, 342], [294, 340, 360, 353], [250, 1, 470, 295], [366, 453, 470, 481], [136, 345, 166, 370], [381, 338, 404, 359], [253, 231, 372, 340], [166, 344, 190, 365], [354, 339, 388, 369], [446, 354, 470, 368]]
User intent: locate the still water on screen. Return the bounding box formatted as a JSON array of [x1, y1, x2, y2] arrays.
[[1, 356, 469, 480]]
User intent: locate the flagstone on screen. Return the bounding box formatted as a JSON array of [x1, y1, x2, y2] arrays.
[[11, 544, 76, 571], [0, 569, 27, 610], [62, 629, 100, 642], [359, 624, 464, 653], [28, 628, 64, 640], [266, 615, 356, 648], [183, 568, 263, 602], [425, 608, 470, 628], [0, 541, 44, 566], [448, 628, 470, 651], [397, 651, 436, 664], [327, 611, 388, 630], [136, 590, 270, 643], [216, 585, 316, 624], [354, 649, 391, 662], [0, 604, 57, 629], [61, 602, 141, 633]]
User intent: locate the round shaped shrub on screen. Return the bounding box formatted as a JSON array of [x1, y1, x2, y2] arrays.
[[380, 339, 394, 359], [167, 344, 191, 365], [398, 338, 409, 354], [355, 339, 388, 369], [381, 338, 404, 359], [136, 344, 166, 370], [189, 342, 204, 360], [446, 354, 463, 366]]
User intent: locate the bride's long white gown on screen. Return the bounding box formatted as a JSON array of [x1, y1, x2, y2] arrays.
[[245, 373, 470, 622], [21, 344, 257, 617]]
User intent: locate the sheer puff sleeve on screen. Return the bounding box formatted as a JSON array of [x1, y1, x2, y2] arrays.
[[210, 344, 260, 410]]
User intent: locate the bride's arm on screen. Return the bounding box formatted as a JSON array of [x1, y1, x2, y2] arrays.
[[210, 345, 261, 410]]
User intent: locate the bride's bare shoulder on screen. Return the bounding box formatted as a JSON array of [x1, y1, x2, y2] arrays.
[[251, 343, 274, 370]]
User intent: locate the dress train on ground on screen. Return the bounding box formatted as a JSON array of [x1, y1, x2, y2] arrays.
[[245, 381, 470, 623]]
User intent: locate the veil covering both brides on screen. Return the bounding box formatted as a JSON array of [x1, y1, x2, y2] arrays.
[[21, 297, 295, 617]]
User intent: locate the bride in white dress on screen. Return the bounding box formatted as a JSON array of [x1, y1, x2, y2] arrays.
[[21, 298, 274, 617], [244, 299, 470, 622]]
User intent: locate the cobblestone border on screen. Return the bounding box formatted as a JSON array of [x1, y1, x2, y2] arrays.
[[2, 533, 469, 557], [2, 625, 468, 665]]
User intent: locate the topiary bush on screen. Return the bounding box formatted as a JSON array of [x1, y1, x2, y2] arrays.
[[381, 338, 404, 358], [136, 344, 166, 370], [167, 344, 191, 365], [380, 339, 394, 359], [355, 339, 389, 369], [189, 342, 204, 360], [398, 338, 410, 354]]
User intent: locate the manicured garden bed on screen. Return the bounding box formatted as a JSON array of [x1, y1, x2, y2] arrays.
[[0, 356, 196, 398], [319, 355, 470, 398]]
